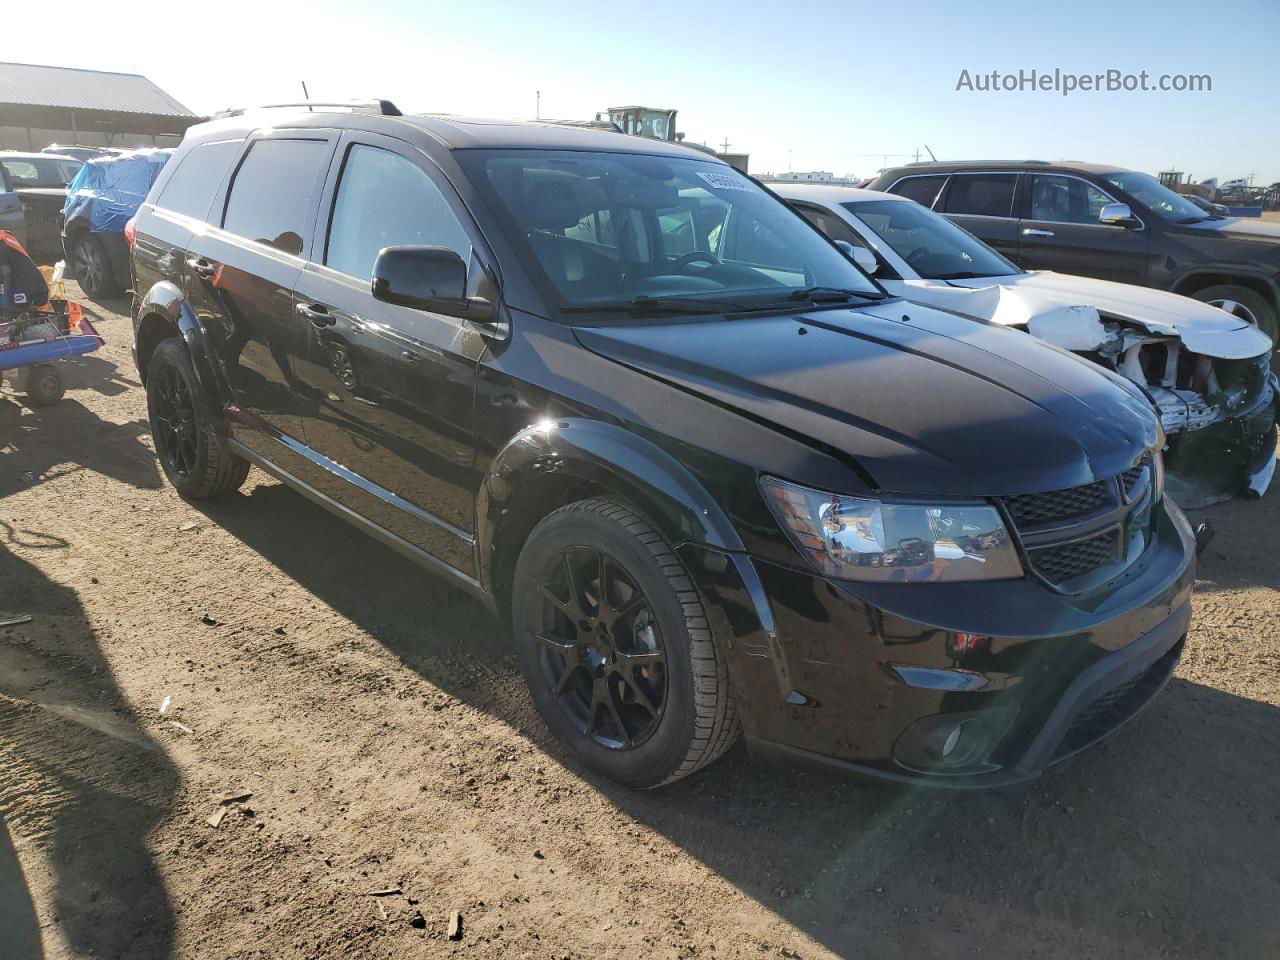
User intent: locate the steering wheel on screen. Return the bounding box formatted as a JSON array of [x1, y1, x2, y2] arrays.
[[670, 251, 720, 271]]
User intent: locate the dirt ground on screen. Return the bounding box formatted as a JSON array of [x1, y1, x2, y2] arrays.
[[1, 287, 1278, 960]]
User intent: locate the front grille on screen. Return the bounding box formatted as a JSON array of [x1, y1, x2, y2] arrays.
[[1053, 639, 1183, 760], [1120, 461, 1147, 500], [1002, 479, 1111, 526], [1028, 529, 1119, 585]]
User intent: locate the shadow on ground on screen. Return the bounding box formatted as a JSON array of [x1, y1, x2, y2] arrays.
[[1186, 487, 1280, 593], [0, 543, 178, 960], [0, 395, 160, 498], [198, 478, 1280, 959]]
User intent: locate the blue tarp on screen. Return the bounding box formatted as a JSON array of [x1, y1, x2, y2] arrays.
[[61, 148, 173, 234]]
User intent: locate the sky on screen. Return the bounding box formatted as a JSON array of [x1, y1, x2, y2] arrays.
[[6, 0, 1279, 184]]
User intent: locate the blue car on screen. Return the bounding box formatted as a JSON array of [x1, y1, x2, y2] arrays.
[[62, 148, 171, 298]]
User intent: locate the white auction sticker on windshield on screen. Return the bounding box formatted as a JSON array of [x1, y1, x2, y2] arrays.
[[697, 171, 752, 191]]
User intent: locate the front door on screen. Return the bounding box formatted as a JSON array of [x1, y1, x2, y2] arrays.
[[182, 133, 337, 456], [1017, 173, 1150, 284], [291, 134, 487, 574]]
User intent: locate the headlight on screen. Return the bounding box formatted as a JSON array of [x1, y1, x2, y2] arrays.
[[761, 477, 1024, 583]]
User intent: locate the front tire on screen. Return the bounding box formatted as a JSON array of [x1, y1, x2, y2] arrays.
[[146, 338, 248, 498], [511, 499, 739, 788]]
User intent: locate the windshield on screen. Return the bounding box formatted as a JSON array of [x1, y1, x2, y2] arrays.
[[1103, 171, 1210, 223], [462, 149, 880, 313], [0, 156, 81, 188], [844, 199, 1022, 280]]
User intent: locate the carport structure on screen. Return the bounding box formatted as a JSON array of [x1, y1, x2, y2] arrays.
[[0, 61, 198, 152]]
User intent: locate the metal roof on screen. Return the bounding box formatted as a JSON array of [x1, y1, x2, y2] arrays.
[[0, 62, 196, 118]]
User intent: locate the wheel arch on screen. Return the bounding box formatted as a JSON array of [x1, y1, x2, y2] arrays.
[[134, 282, 227, 427], [478, 419, 746, 620], [1171, 269, 1280, 313]]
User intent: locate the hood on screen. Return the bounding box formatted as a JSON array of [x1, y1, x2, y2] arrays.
[[573, 303, 1159, 497], [1174, 216, 1280, 243], [945, 271, 1271, 359]]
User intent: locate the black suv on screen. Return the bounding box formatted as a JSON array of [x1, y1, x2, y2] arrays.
[[869, 161, 1280, 343], [130, 106, 1195, 789]]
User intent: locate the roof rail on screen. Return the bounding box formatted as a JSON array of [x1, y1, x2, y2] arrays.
[[212, 99, 402, 119]]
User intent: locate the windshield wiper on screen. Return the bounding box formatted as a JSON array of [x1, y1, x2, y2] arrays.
[[779, 286, 887, 303], [561, 295, 753, 315], [1175, 216, 1212, 225], [936, 271, 1000, 281]]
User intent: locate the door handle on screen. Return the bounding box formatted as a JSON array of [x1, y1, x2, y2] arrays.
[[1022, 228, 1055, 238], [186, 257, 217, 279], [400, 350, 420, 362], [296, 302, 337, 327]]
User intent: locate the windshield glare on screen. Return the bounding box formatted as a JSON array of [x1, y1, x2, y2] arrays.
[[845, 199, 1021, 280], [466, 150, 880, 312], [1104, 171, 1209, 222]]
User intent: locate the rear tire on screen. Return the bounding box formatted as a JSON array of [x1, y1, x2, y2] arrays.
[[511, 499, 739, 788], [146, 338, 248, 498], [73, 235, 120, 299], [1191, 284, 1277, 346]]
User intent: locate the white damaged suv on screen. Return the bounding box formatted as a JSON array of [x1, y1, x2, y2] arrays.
[[777, 183, 1278, 506]]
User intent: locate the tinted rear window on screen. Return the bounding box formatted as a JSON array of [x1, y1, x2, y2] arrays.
[[222, 139, 329, 256], [940, 173, 1017, 218], [887, 175, 947, 208], [155, 140, 244, 221], [1, 156, 80, 188]]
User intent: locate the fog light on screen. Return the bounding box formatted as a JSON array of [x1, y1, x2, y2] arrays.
[[894, 714, 999, 774]]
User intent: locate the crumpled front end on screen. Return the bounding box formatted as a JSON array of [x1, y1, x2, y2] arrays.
[[1091, 319, 1277, 507], [973, 281, 1278, 507]]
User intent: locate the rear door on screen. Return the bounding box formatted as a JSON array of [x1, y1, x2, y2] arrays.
[[1017, 173, 1150, 283], [134, 138, 244, 306], [182, 131, 337, 455], [290, 132, 488, 573], [935, 172, 1020, 260]]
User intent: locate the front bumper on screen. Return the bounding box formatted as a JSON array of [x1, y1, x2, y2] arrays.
[[682, 499, 1196, 788], [1164, 372, 1279, 508]]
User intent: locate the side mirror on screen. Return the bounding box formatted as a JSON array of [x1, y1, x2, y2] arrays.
[[836, 239, 878, 275], [1099, 203, 1138, 228], [852, 245, 878, 275], [371, 245, 496, 323]]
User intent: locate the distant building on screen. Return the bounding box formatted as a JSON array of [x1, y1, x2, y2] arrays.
[[0, 61, 198, 153], [757, 171, 860, 185]]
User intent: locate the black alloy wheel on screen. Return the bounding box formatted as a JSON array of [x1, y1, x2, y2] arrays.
[[151, 362, 199, 480], [145, 338, 249, 498], [535, 546, 668, 750], [511, 499, 739, 788]]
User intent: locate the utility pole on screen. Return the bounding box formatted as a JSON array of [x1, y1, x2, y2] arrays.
[[536, 90, 541, 120], [720, 137, 731, 153]]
